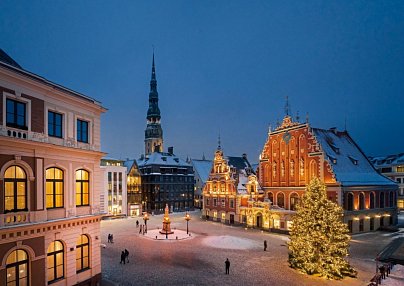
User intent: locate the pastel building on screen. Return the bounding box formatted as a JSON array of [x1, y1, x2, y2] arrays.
[[100, 158, 127, 216], [0, 49, 106, 285]]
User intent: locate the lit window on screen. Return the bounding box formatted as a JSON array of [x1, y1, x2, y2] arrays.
[[76, 235, 90, 273], [46, 168, 64, 208], [77, 119, 89, 143], [47, 241, 64, 283], [221, 213, 226, 220], [4, 166, 27, 212], [76, 169, 89, 206], [6, 249, 29, 286], [6, 99, 26, 129], [48, 111, 63, 138]]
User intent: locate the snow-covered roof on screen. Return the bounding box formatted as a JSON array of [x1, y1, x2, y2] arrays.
[[136, 152, 191, 167], [312, 128, 396, 187], [237, 169, 248, 195], [191, 159, 212, 183], [369, 153, 404, 168]]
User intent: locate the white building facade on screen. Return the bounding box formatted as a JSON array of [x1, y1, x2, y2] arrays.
[[0, 49, 106, 285], [100, 158, 127, 216]]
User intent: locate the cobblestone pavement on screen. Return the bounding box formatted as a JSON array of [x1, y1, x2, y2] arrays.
[[101, 211, 404, 286]]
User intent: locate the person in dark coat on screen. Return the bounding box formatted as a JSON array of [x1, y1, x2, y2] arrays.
[[225, 258, 230, 274], [120, 251, 126, 264], [136, 220, 139, 228], [125, 249, 129, 263], [264, 240, 267, 251], [107, 234, 111, 243]]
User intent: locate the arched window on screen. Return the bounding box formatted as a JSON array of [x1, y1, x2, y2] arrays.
[[309, 160, 317, 179], [264, 165, 270, 183], [379, 192, 385, 208], [277, 193, 285, 208], [268, 192, 274, 203], [299, 158, 304, 178], [47, 241, 64, 283], [76, 235, 90, 273], [6, 249, 29, 286], [370, 192, 375, 209], [4, 166, 27, 212], [290, 193, 300, 211], [359, 193, 365, 210], [46, 168, 64, 208], [389, 191, 394, 207], [76, 169, 89, 206], [347, 193, 354, 211]]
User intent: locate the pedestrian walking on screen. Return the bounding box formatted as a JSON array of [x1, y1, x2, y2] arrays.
[[136, 220, 139, 228], [264, 240, 267, 251], [225, 258, 230, 275], [125, 249, 129, 263], [120, 251, 126, 264], [379, 265, 385, 279], [110, 234, 114, 243], [139, 225, 142, 234], [107, 234, 111, 243]]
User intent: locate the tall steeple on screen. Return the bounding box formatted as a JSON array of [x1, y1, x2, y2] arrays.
[[144, 52, 163, 155]]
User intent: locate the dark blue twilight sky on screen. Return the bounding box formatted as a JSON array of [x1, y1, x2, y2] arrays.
[[0, 1, 403, 162]]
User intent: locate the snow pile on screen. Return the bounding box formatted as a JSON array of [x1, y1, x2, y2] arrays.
[[202, 235, 258, 250]]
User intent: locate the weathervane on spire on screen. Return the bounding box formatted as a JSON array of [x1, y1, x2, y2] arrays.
[[218, 134, 222, 150]]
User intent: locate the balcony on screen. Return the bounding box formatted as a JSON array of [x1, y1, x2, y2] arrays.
[[0, 212, 30, 227], [0, 126, 100, 151]]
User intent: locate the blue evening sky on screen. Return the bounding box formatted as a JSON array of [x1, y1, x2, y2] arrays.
[[1, 1, 403, 163]]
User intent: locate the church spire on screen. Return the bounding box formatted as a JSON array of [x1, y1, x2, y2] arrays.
[[147, 52, 161, 121]]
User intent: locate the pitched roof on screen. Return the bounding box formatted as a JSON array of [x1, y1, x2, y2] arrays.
[[0, 49, 22, 69], [228, 156, 252, 171], [369, 153, 404, 168], [137, 152, 190, 168], [191, 159, 212, 183], [312, 128, 396, 187]]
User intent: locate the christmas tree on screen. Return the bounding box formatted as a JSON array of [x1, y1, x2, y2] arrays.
[[288, 177, 356, 279]]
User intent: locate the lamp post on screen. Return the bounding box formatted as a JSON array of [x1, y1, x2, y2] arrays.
[[185, 212, 191, 234], [143, 213, 149, 233], [165, 217, 169, 239]]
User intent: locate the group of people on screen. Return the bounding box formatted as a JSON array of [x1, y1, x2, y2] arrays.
[[120, 249, 130, 264], [107, 233, 114, 243], [136, 220, 147, 234]]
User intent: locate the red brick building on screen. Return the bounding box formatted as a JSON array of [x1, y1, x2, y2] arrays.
[[259, 115, 398, 233]]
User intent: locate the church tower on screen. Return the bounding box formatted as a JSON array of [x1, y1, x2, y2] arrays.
[[144, 53, 163, 155]]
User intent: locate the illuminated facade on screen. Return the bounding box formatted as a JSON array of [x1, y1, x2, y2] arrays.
[[202, 145, 272, 228], [100, 158, 127, 216], [0, 49, 105, 285], [259, 115, 398, 233], [369, 153, 404, 210], [124, 160, 142, 216]]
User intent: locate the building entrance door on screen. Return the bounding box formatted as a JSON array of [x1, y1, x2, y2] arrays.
[[230, 214, 234, 224], [256, 214, 262, 227]]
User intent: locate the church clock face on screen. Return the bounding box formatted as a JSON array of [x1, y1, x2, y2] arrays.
[[283, 131, 291, 144]]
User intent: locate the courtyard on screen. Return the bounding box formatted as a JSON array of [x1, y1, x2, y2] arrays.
[[101, 211, 404, 286]]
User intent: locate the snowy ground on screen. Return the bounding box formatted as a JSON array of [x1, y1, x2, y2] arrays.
[[101, 211, 404, 286]]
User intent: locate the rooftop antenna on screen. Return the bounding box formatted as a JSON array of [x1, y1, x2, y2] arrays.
[[284, 96, 290, 116]]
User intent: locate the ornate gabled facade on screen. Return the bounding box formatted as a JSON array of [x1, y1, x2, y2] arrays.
[[202, 146, 272, 227], [144, 53, 163, 155], [0, 49, 106, 285], [259, 115, 398, 233]]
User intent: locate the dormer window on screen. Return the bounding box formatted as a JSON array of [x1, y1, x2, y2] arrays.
[[161, 157, 167, 161], [174, 158, 179, 163], [328, 155, 337, 164], [348, 156, 358, 165]]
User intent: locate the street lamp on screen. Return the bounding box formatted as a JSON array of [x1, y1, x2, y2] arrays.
[[143, 213, 149, 233], [185, 212, 191, 234]]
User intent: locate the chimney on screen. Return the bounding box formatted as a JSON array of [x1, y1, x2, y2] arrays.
[[168, 146, 174, 155], [242, 153, 247, 160], [329, 127, 337, 134]]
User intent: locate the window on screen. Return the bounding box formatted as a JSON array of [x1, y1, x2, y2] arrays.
[[268, 192, 274, 203], [359, 193, 365, 210], [46, 168, 64, 208], [290, 193, 299, 211], [389, 191, 394, 207], [213, 198, 217, 207], [48, 111, 63, 138], [379, 192, 385, 208], [396, 166, 404, 172], [6, 99, 27, 129], [4, 166, 27, 212], [230, 199, 234, 208], [346, 193, 354, 211], [397, 178, 402, 184], [77, 119, 89, 143], [76, 169, 89, 206], [370, 192, 375, 209], [47, 241, 64, 283], [277, 193, 285, 208], [221, 199, 225, 207], [6, 249, 29, 286], [359, 219, 364, 232], [76, 235, 90, 273], [206, 198, 210, 206]]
